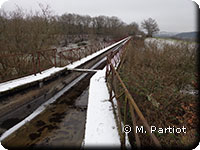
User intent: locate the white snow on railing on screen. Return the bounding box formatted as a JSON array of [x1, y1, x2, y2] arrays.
[[0, 37, 129, 93]]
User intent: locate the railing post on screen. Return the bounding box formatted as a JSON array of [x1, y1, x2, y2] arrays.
[[129, 100, 141, 148], [122, 95, 128, 149], [38, 52, 41, 73], [32, 53, 36, 75], [59, 52, 62, 67], [54, 49, 57, 67], [106, 57, 108, 82], [110, 68, 114, 102]]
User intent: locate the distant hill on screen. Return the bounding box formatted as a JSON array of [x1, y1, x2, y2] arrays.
[[154, 31, 198, 42], [153, 31, 178, 38], [172, 32, 198, 41]]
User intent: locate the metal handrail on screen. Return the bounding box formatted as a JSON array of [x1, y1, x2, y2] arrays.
[[0, 40, 111, 83], [106, 38, 161, 148]]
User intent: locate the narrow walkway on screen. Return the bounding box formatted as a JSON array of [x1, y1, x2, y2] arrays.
[[83, 67, 121, 147]]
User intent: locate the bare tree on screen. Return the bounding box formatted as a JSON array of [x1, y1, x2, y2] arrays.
[[126, 22, 140, 36], [141, 18, 159, 37]]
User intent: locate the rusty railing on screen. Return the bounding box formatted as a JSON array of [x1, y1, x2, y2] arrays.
[[106, 37, 161, 148], [0, 41, 111, 83]]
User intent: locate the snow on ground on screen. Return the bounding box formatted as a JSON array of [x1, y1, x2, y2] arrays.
[[83, 67, 121, 147], [0, 37, 129, 93], [145, 38, 198, 50], [83, 67, 131, 148], [0, 143, 5, 150]]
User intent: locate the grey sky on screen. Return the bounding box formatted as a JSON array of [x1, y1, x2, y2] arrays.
[[0, 0, 198, 32]]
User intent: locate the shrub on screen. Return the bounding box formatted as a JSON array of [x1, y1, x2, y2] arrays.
[[117, 38, 198, 147]]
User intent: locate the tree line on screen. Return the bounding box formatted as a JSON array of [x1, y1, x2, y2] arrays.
[[0, 5, 159, 53]]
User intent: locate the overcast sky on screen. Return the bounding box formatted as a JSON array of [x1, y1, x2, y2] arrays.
[[0, 0, 198, 33]]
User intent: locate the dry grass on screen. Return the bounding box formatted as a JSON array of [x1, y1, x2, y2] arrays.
[[117, 38, 198, 148]]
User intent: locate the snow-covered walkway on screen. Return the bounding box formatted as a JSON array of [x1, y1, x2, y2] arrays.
[[83, 67, 131, 148], [83, 67, 121, 147]]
